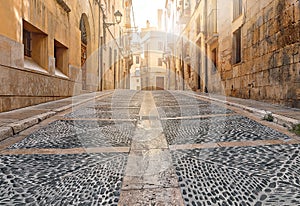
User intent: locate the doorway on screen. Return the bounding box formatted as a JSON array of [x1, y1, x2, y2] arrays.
[[156, 77, 164, 90]]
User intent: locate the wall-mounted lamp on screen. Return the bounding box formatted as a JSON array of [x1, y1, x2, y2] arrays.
[[104, 10, 123, 27]]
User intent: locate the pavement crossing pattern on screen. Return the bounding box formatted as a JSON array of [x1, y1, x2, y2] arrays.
[[0, 90, 299, 205]]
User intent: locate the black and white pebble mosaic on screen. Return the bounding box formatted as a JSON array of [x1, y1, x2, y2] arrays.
[[162, 115, 291, 145], [0, 153, 127, 205], [157, 104, 233, 118], [65, 107, 140, 119], [9, 120, 136, 149], [172, 144, 300, 206], [152, 91, 209, 107]]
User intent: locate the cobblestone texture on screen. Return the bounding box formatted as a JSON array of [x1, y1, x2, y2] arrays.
[[157, 105, 233, 118], [9, 120, 136, 149], [172, 144, 300, 206], [65, 91, 143, 119], [152, 91, 209, 107], [65, 107, 140, 119], [162, 115, 291, 145], [0, 153, 127, 205]]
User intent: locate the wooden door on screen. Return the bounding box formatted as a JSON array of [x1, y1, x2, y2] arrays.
[[81, 43, 87, 90], [156, 77, 164, 90]]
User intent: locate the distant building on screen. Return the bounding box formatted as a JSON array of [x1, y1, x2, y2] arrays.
[[140, 30, 167, 90], [130, 33, 142, 90]]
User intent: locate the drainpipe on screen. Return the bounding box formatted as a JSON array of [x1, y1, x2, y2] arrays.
[[204, 0, 208, 93], [98, 0, 102, 91], [181, 37, 185, 90]]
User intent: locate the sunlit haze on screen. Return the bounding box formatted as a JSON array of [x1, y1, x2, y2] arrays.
[[132, 0, 165, 30]]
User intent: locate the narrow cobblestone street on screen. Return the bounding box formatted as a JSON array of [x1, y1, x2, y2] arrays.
[[0, 90, 299, 205]]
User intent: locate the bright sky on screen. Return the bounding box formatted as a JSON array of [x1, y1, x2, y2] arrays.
[[132, 0, 165, 29]]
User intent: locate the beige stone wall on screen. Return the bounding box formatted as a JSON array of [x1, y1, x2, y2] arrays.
[[221, 0, 300, 108], [175, 0, 300, 108], [0, 0, 128, 112]]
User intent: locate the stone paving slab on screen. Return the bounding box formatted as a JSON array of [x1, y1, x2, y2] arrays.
[[162, 115, 291, 145], [122, 149, 178, 190], [30, 100, 74, 110], [118, 188, 184, 206], [171, 144, 300, 206], [0, 153, 127, 205], [131, 128, 168, 150], [8, 120, 136, 149], [119, 91, 184, 204], [0, 127, 13, 142]]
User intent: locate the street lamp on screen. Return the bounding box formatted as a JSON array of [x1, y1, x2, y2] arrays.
[[104, 10, 123, 27], [114, 10, 122, 24], [102, 9, 123, 89]]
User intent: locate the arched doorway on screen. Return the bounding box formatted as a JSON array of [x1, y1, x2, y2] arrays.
[[80, 15, 88, 90]]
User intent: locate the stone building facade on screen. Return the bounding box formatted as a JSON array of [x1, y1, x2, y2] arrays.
[[0, 0, 130, 112], [165, 0, 300, 108], [140, 30, 168, 90]]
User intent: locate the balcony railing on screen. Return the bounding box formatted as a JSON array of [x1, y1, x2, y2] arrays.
[[207, 9, 218, 38]]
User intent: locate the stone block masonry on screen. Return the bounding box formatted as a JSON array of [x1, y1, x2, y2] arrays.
[[227, 0, 300, 108]]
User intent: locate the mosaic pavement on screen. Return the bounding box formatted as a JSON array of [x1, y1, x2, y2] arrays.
[[65, 107, 140, 119], [157, 105, 233, 118], [171, 144, 300, 206], [162, 115, 291, 145], [8, 120, 136, 149], [1, 90, 299, 205], [0, 153, 127, 205]]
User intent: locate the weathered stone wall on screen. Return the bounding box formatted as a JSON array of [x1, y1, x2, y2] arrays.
[[0, 0, 127, 112], [228, 0, 300, 108], [177, 0, 299, 108]]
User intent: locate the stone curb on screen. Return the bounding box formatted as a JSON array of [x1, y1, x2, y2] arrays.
[[0, 127, 14, 142], [0, 92, 113, 142], [183, 92, 300, 129]]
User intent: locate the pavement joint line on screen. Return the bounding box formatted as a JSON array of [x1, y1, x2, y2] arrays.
[[160, 113, 236, 120], [0, 91, 114, 142], [119, 91, 185, 205], [121, 185, 181, 191], [181, 92, 300, 128], [169, 139, 300, 150], [0, 146, 130, 155], [58, 118, 137, 122]]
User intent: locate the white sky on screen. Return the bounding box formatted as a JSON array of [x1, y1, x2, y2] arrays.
[[132, 0, 165, 29]]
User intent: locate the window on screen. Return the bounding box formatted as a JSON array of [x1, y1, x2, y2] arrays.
[[196, 15, 201, 34], [54, 40, 68, 77], [109, 47, 112, 69], [233, 0, 242, 20], [135, 69, 140, 76], [187, 64, 191, 78], [158, 42, 163, 50], [136, 79, 139, 83], [158, 58, 163, 66], [211, 48, 217, 72], [136, 56, 140, 64], [233, 28, 242, 64], [114, 49, 117, 65], [23, 29, 32, 57], [23, 20, 48, 72]]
